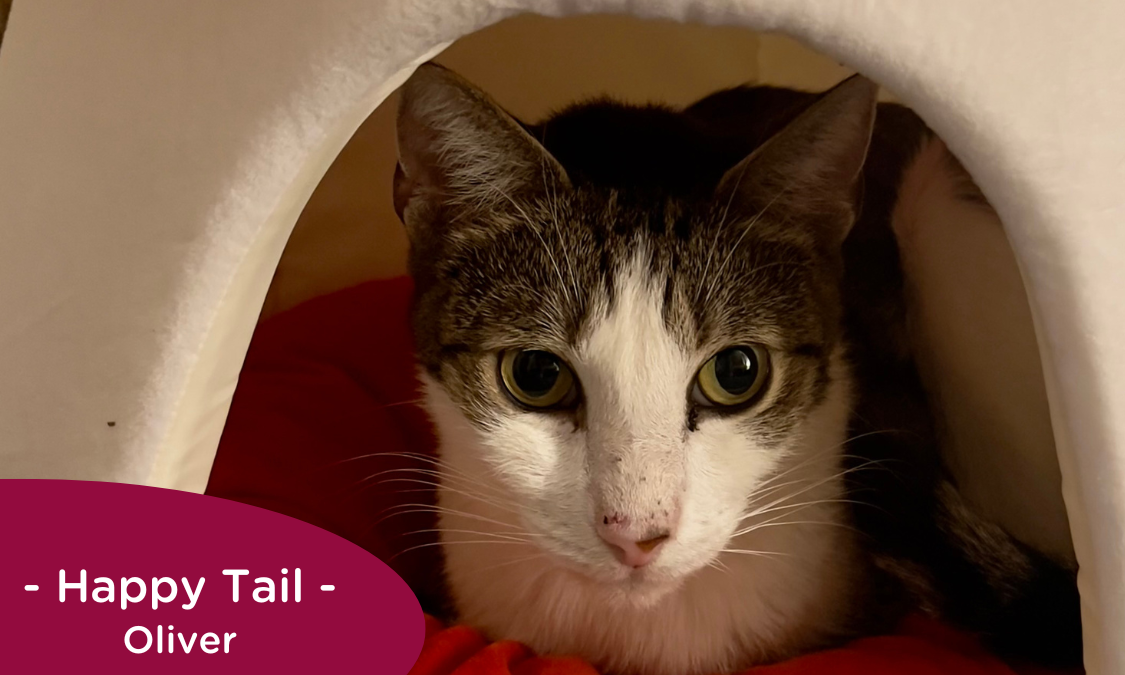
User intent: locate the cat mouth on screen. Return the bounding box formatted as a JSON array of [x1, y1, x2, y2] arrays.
[[532, 532, 687, 593], [547, 545, 673, 591], [598, 557, 683, 590]]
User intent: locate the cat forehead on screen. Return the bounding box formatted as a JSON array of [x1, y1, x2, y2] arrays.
[[429, 190, 833, 354]]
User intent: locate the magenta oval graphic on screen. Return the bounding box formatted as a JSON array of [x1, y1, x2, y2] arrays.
[[0, 479, 424, 673]]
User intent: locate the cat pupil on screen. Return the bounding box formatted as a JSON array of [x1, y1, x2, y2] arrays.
[[714, 348, 757, 395], [513, 351, 561, 397]]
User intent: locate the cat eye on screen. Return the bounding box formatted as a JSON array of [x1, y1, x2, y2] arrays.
[[500, 350, 578, 409], [694, 345, 770, 408]]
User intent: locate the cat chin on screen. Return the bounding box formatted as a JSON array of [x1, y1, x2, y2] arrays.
[[533, 542, 691, 608], [597, 575, 686, 610]]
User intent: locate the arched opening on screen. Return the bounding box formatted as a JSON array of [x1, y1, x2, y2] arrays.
[[204, 12, 1077, 671]]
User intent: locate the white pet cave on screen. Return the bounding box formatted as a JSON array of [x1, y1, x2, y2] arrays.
[[1, 1, 1121, 670]]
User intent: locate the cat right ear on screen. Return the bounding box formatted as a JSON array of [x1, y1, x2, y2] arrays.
[[393, 63, 569, 231], [714, 74, 879, 247]]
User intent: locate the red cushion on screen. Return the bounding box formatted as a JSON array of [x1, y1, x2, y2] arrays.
[[207, 277, 1080, 675]]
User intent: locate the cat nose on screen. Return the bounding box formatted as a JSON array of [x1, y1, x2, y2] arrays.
[[598, 527, 671, 568], [596, 514, 676, 568]]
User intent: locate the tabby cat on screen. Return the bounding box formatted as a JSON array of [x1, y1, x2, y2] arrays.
[[391, 62, 1081, 675]]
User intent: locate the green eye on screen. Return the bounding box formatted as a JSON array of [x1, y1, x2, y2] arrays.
[[500, 350, 577, 409], [695, 345, 770, 407]]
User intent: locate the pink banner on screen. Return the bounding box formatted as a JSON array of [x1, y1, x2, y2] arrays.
[[0, 479, 424, 672]]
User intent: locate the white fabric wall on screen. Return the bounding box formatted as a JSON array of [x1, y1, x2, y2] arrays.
[[1, 1, 1122, 671]]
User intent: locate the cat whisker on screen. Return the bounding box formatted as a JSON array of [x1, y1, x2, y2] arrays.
[[736, 519, 861, 536], [389, 539, 533, 563], [401, 527, 536, 544], [349, 465, 513, 502], [328, 449, 445, 469], [719, 548, 790, 559], [332, 452, 506, 492], [742, 476, 822, 504], [385, 479, 522, 513], [736, 501, 849, 536], [705, 557, 733, 576], [742, 496, 874, 524], [338, 466, 452, 496], [746, 430, 903, 497], [740, 458, 890, 522], [747, 495, 867, 517], [740, 446, 851, 499], [469, 552, 547, 577], [375, 397, 428, 408], [367, 477, 522, 515], [733, 502, 866, 537], [741, 473, 846, 522], [410, 456, 521, 495], [373, 503, 525, 533]]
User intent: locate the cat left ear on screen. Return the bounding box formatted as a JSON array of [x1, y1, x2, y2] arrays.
[[715, 74, 879, 246], [393, 62, 570, 229]]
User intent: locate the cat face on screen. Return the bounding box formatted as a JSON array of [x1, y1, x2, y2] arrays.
[[395, 64, 876, 605]]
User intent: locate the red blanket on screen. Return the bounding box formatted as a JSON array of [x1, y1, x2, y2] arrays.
[[208, 277, 1077, 675]]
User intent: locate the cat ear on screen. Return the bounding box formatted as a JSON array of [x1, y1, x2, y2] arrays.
[[394, 63, 569, 228], [715, 74, 878, 246]]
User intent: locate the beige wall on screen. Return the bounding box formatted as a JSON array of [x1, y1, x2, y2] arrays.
[[261, 15, 859, 319]]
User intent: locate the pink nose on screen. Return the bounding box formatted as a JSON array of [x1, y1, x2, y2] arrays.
[[596, 519, 673, 568]]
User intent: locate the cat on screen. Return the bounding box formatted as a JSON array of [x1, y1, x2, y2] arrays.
[[391, 62, 1081, 674]]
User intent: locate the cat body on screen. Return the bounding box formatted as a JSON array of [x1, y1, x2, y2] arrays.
[[392, 63, 1080, 674]]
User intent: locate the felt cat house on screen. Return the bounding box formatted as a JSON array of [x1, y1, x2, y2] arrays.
[[0, 0, 1121, 672]]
